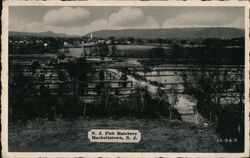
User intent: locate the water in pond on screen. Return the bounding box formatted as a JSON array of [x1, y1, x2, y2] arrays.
[[61, 48, 83, 57], [61, 45, 172, 57]]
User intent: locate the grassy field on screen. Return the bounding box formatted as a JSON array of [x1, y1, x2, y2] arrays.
[[9, 117, 224, 152]]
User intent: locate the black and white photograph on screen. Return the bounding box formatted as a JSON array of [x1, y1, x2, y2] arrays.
[[1, 1, 249, 158]]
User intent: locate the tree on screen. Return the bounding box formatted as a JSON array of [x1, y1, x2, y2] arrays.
[[65, 57, 92, 96], [111, 40, 117, 56], [180, 39, 187, 45], [98, 43, 109, 59], [135, 38, 144, 44], [127, 37, 134, 44], [9, 65, 35, 120], [156, 38, 163, 45], [98, 69, 105, 81], [172, 43, 183, 58], [95, 70, 105, 96], [182, 63, 245, 151], [148, 47, 165, 59], [121, 68, 128, 88]]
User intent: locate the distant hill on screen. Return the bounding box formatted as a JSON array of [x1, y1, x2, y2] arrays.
[[85, 27, 244, 39], [9, 31, 78, 38]]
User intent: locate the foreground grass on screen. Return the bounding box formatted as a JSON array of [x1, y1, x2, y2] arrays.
[[9, 117, 224, 152]]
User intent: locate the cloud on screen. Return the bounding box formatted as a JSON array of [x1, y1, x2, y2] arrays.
[[9, 16, 45, 32], [142, 17, 159, 28], [108, 7, 144, 26], [22, 7, 160, 35], [228, 17, 245, 28], [162, 11, 243, 28], [107, 7, 159, 28], [70, 7, 160, 35], [25, 22, 45, 32], [43, 7, 90, 27], [81, 19, 109, 34]]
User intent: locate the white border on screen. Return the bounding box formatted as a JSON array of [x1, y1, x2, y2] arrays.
[[1, 1, 249, 158]]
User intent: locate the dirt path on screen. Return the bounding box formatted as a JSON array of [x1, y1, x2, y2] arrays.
[[108, 69, 206, 125]]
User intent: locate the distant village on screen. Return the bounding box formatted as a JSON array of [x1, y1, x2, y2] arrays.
[[9, 32, 244, 54]]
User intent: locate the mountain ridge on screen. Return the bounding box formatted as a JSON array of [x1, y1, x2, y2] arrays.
[[9, 27, 244, 39], [84, 27, 244, 39], [9, 31, 79, 38]]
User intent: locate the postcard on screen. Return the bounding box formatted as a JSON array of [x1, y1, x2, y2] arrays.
[[1, 1, 249, 158]]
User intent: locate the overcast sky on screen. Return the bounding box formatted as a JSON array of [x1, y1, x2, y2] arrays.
[[9, 6, 245, 35]]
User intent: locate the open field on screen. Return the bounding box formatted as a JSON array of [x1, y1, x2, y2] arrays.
[[9, 117, 224, 152]]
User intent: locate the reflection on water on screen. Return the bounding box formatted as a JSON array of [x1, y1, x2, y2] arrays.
[[61, 48, 83, 57], [116, 45, 155, 50], [63, 45, 171, 57], [137, 68, 183, 83]]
